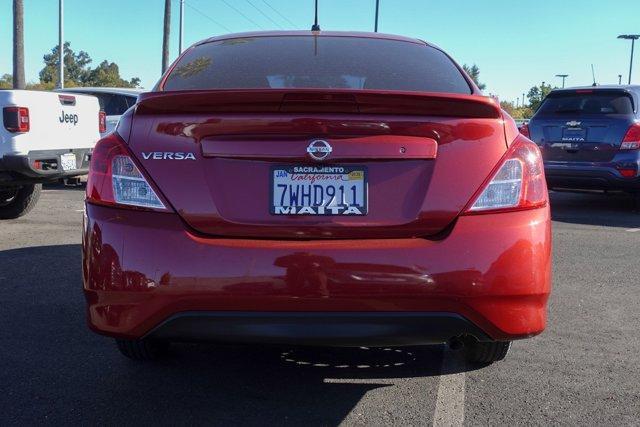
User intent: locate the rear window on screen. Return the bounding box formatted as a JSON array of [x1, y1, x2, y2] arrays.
[[537, 91, 634, 116], [162, 36, 472, 94], [93, 93, 131, 116]]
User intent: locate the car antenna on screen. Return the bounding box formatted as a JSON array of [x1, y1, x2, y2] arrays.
[[591, 64, 598, 86], [311, 0, 320, 31]]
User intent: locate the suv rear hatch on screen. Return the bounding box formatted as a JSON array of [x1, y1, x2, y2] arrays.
[[529, 89, 636, 163]]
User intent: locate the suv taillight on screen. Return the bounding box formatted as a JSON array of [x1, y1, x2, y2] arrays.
[[3, 107, 30, 132], [620, 123, 640, 150], [86, 133, 168, 211], [519, 123, 530, 138], [98, 111, 107, 133], [463, 136, 547, 214]]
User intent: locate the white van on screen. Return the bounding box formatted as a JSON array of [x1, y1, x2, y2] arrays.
[[0, 89, 102, 218]]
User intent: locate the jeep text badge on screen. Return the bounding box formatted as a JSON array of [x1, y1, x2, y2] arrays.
[[306, 140, 332, 161]]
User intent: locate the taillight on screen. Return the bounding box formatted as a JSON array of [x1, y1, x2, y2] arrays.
[[3, 106, 30, 132], [98, 111, 107, 133], [463, 136, 547, 214], [86, 133, 168, 211], [620, 123, 640, 150], [519, 123, 530, 138]]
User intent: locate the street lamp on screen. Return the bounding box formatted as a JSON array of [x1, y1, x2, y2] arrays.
[[555, 74, 568, 88], [617, 34, 640, 84]]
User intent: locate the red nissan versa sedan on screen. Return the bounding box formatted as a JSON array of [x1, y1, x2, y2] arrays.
[[82, 31, 551, 364]]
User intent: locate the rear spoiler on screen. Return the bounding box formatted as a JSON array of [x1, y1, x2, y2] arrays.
[[136, 89, 501, 119]]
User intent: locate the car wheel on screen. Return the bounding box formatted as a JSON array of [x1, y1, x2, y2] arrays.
[[115, 338, 169, 361], [0, 184, 42, 219], [465, 340, 511, 364]]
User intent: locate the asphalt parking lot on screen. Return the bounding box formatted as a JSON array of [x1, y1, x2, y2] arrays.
[[1, 186, 639, 425]]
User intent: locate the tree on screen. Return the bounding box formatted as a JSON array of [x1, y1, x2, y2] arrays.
[[527, 82, 555, 112], [37, 43, 140, 88], [85, 61, 141, 88], [500, 100, 516, 116], [39, 42, 91, 87], [0, 74, 13, 89], [500, 100, 534, 119], [463, 64, 486, 90], [13, 0, 25, 89], [162, 0, 171, 73]]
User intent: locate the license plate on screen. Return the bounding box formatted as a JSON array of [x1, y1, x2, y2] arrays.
[[271, 165, 368, 215], [60, 153, 77, 171], [561, 128, 586, 142]]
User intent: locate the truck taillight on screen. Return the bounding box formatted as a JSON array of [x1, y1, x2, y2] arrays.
[[86, 133, 168, 211], [463, 136, 547, 214], [3, 106, 30, 132], [620, 123, 640, 150], [98, 111, 107, 133]]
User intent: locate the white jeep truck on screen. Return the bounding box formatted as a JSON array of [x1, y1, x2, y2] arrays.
[[0, 89, 103, 219]]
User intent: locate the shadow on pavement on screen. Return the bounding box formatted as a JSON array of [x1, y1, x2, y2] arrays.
[[550, 191, 640, 228], [0, 244, 479, 425]]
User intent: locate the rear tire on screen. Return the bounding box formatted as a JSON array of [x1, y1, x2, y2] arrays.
[[115, 338, 169, 361], [0, 184, 42, 219], [465, 340, 511, 364]]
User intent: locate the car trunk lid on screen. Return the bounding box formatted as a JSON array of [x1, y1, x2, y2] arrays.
[[127, 89, 506, 239]]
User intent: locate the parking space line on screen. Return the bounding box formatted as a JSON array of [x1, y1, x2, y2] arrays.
[[432, 348, 466, 427]]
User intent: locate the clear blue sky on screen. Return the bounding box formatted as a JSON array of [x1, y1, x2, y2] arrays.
[[1, 0, 639, 103]]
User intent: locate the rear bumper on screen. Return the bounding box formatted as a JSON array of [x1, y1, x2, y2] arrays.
[[0, 149, 91, 185], [145, 312, 492, 346], [83, 204, 552, 345], [545, 164, 640, 191]]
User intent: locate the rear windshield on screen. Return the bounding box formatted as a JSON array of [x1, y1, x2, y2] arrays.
[[92, 93, 131, 116], [537, 91, 634, 116], [162, 36, 472, 94]]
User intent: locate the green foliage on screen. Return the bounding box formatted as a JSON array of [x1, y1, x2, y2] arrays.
[[462, 64, 486, 91], [84, 61, 141, 88], [500, 100, 534, 119], [0, 74, 12, 89], [0, 73, 52, 90], [527, 82, 555, 112], [37, 42, 139, 88]]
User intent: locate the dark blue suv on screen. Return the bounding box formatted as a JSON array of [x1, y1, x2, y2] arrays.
[[523, 85, 640, 206]]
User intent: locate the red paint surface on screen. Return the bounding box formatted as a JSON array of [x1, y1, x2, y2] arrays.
[[83, 202, 551, 341]]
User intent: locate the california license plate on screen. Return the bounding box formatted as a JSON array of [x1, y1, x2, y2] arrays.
[[60, 153, 77, 171], [271, 165, 368, 215]]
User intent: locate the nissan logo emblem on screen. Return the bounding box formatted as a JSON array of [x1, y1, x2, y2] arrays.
[[306, 139, 332, 161]]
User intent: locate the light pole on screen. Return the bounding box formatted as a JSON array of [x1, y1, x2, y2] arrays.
[[617, 34, 640, 84], [58, 0, 64, 89], [311, 0, 320, 30], [555, 74, 568, 88]]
